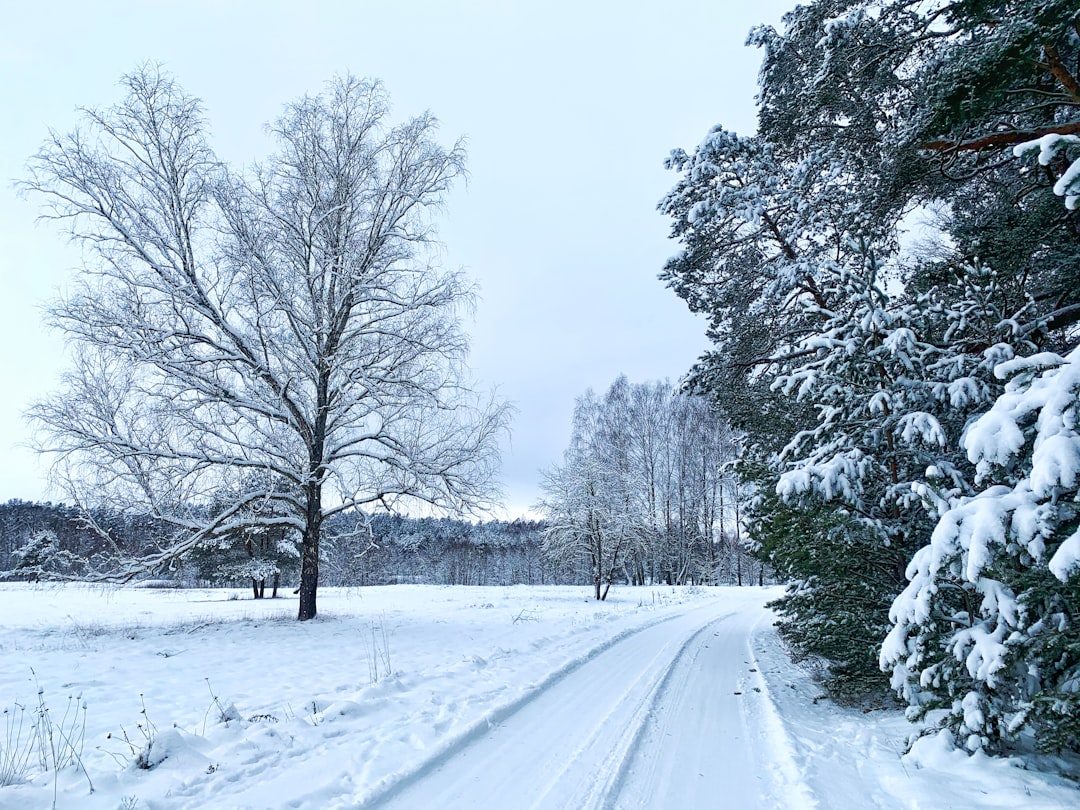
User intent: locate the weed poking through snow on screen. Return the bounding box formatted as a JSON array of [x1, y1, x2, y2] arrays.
[[202, 679, 241, 734], [366, 613, 393, 684], [1, 672, 94, 808], [108, 694, 159, 770], [0, 702, 35, 786]]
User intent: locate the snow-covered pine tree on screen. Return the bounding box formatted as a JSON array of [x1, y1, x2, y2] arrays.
[[663, 0, 1079, 723], [881, 108, 1080, 756], [882, 346, 1080, 753], [863, 1, 1080, 754], [761, 243, 1021, 694]]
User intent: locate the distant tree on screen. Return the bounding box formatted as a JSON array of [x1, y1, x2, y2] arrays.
[[201, 473, 301, 598], [0, 501, 76, 574], [317, 512, 552, 587], [0, 500, 148, 580], [540, 388, 636, 600], [186, 477, 301, 597], [11, 530, 64, 581], [539, 378, 744, 597], [1, 499, 556, 588], [23, 67, 509, 619]]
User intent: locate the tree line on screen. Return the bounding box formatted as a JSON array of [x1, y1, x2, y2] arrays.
[[0, 499, 544, 588], [0, 498, 761, 591], [662, 0, 1079, 756]]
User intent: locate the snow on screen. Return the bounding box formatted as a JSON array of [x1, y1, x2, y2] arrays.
[[754, 619, 1077, 809], [964, 344, 1080, 533], [0, 583, 1074, 809], [1014, 134, 1080, 209], [963, 411, 1025, 475], [898, 411, 946, 447], [1049, 528, 1080, 582]]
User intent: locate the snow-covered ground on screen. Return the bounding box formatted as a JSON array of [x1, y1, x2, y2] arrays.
[[0, 584, 1073, 809]]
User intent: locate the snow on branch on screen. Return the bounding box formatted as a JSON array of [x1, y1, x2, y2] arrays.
[[1012, 133, 1080, 210]]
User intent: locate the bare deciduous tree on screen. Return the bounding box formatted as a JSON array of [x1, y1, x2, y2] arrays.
[[24, 67, 508, 619], [538, 388, 636, 602]]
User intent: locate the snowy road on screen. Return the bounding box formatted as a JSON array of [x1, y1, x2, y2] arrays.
[[364, 597, 809, 810]]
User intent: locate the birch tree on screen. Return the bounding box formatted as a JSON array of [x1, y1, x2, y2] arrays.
[[24, 67, 508, 620], [539, 390, 637, 601], [539, 378, 741, 593]]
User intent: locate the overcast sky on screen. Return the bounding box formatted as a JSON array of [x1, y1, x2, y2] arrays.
[[0, 0, 790, 517]]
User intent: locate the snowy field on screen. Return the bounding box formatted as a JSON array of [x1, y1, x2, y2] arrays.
[[0, 584, 1074, 809]]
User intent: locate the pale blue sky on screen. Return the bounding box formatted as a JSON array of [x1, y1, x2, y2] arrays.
[[0, 0, 790, 516]]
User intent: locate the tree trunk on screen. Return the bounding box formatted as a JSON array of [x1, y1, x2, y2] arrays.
[[299, 361, 330, 621], [272, 571, 280, 598], [252, 578, 261, 599], [298, 483, 322, 621], [298, 534, 319, 620], [735, 495, 743, 586], [592, 528, 603, 600]]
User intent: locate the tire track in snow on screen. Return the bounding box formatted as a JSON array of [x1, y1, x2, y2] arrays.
[[746, 618, 896, 810], [598, 614, 747, 809], [159, 596, 734, 810], [603, 607, 817, 810], [352, 600, 731, 809], [740, 611, 821, 810], [355, 596, 812, 810]]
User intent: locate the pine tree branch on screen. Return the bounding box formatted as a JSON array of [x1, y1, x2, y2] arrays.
[[1014, 302, 1080, 339], [919, 122, 1080, 153], [1041, 43, 1080, 105], [760, 209, 798, 261]]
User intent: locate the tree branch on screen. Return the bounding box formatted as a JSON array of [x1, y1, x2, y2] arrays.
[[919, 122, 1080, 153], [1042, 44, 1080, 104]]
